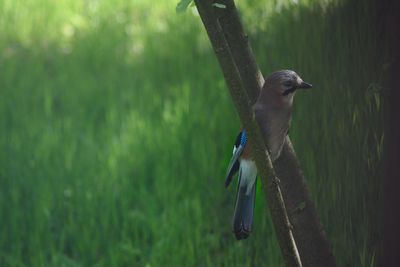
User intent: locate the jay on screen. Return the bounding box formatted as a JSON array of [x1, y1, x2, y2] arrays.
[[224, 70, 312, 240]]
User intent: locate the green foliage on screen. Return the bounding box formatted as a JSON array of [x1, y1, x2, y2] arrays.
[[176, 0, 193, 13], [0, 0, 386, 266]]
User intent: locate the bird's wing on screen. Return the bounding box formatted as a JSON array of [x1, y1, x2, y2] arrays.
[[225, 131, 247, 188]]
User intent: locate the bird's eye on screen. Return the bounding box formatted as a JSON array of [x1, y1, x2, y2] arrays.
[[283, 81, 293, 87]]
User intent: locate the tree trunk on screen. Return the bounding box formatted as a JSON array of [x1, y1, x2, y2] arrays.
[[193, 0, 337, 266]]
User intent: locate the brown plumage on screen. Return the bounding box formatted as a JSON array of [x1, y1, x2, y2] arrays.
[[254, 70, 312, 160]]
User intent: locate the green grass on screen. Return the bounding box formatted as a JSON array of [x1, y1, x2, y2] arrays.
[[0, 0, 387, 266]]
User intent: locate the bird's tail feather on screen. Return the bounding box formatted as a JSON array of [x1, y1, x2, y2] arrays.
[[232, 169, 256, 240]]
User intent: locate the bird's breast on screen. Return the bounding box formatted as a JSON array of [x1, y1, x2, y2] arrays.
[[254, 106, 291, 161]]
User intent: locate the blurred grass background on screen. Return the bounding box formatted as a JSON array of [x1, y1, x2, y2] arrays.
[[0, 0, 388, 266]]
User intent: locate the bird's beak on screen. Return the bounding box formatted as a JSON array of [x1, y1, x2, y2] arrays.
[[282, 81, 313, 96], [297, 81, 313, 90]]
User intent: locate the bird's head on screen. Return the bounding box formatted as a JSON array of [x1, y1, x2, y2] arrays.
[[265, 70, 312, 97]]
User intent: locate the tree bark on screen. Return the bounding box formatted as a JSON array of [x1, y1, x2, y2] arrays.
[[216, 0, 264, 104], [194, 0, 337, 266], [194, 0, 302, 266], [274, 138, 336, 266]]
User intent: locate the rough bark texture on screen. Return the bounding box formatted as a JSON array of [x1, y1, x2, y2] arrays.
[[194, 0, 337, 266], [194, 0, 302, 266], [274, 138, 336, 266], [217, 0, 264, 104]]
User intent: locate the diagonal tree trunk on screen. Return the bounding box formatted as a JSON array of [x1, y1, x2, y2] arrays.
[[193, 1, 301, 265], [193, 0, 337, 266]]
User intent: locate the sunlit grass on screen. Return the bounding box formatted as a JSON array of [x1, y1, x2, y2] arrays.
[[0, 0, 386, 266]]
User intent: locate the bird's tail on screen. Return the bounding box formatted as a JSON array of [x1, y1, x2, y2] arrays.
[[232, 165, 257, 240]]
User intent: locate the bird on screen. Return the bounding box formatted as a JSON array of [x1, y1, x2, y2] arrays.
[[224, 70, 312, 240]]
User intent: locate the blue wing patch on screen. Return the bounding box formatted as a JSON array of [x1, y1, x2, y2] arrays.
[[240, 130, 247, 146]]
